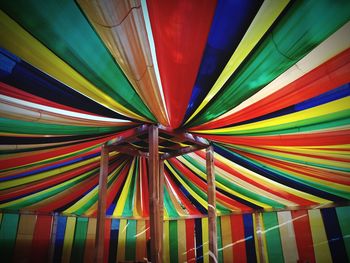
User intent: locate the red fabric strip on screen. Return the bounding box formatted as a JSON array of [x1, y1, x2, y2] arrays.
[[146, 0, 217, 128]]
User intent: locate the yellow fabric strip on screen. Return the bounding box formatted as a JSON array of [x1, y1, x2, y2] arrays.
[[136, 220, 147, 262], [163, 220, 170, 262], [196, 96, 350, 134], [116, 219, 127, 262], [202, 217, 209, 263], [277, 211, 299, 263], [0, 10, 144, 121], [185, 0, 290, 124], [62, 217, 76, 263], [113, 159, 136, 216], [84, 218, 96, 263], [13, 214, 37, 262], [308, 209, 332, 263], [220, 215, 233, 262], [177, 219, 187, 263]]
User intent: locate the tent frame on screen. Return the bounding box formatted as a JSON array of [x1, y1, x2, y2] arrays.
[[95, 124, 218, 263]]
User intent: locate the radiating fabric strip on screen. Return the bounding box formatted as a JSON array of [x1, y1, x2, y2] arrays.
[[184, 0, 290, 125], [187, 0, 350, 127], [308, 209, 332, 263], [0, 0, 156, 122], [146, 0, 217, 128], [77, 0, 169, 125]]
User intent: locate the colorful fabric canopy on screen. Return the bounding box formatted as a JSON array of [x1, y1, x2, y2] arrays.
[[0, 0, 350, 223]]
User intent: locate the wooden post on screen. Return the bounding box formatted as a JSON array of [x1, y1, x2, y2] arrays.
[[148, 125, 162, 263], [95, 143, 109, 263], [206, 145, 218, 263]]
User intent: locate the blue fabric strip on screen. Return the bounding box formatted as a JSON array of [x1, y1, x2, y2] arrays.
[[53, 216, 67, 263]]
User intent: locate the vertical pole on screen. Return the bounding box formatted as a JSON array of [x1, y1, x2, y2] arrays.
[[95, 143, 109, 263], [148, 125, 162, 263], [254, 212, 266, 263], [206, 145, 218, 263]]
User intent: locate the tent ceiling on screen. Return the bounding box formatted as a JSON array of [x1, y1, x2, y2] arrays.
[[0, 0, 349, 219]]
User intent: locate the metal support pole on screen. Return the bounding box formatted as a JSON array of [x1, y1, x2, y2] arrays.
[[95, 143, 109, 263], [148, 125, 162, 263], [206, 145, 218, 263]]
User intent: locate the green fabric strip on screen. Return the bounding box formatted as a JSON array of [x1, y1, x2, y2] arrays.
[[0, 0, 155, 121], [70, 217, 88, 263], [169, 220, 178, 263], [336, 206, 350, 262], [125, 220, 137, 261], [217, 217, 224, 263], [263, 212, 284, 263], [0, 213, 20, 262]]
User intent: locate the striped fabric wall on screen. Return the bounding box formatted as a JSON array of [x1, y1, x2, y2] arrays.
[[0, 206, 349, 263]]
